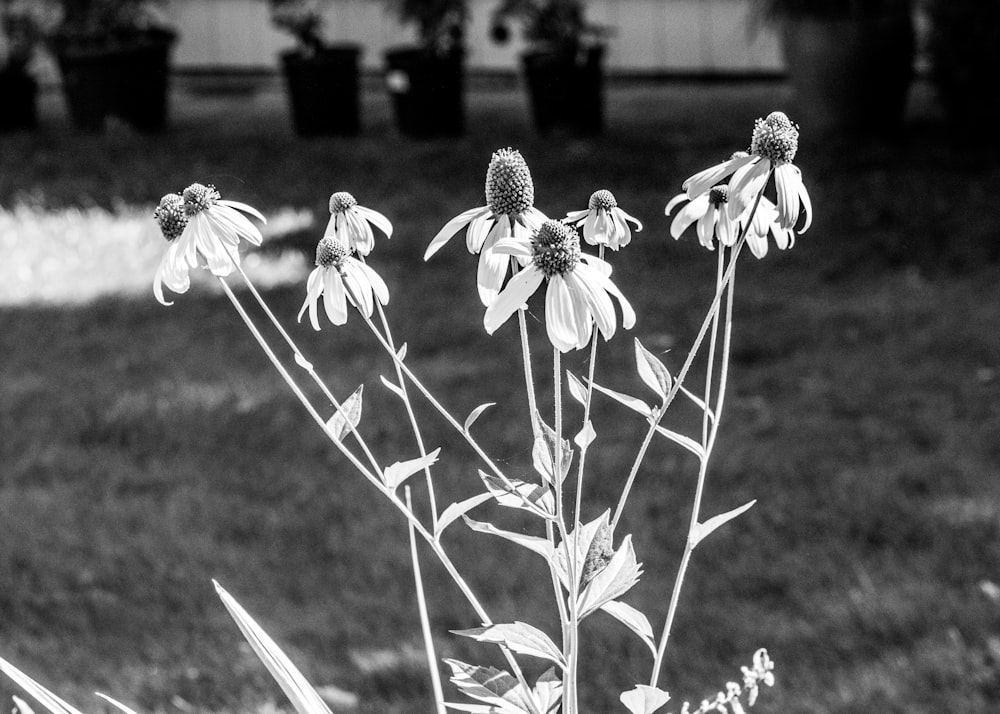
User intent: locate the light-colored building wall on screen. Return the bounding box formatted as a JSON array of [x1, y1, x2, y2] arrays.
[[169, 0, 783, 73]]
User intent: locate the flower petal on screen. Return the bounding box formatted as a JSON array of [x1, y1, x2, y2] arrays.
[[218, 199, 267, 224], [545, 275, 583, 352], [664, 193, 688, 216], [484, 266, 543, 334], [696, 205, 716, 249], [728, 159, 771, 221], [683, 154, 755, 199], [357, 260, 390, 306], [476, 240, 512, 306], [425, 206, 489, 260], [774, 163, 802, 231], [616, 207, 643, 231], [797, 171, 813, 233], [356, 204, 393, 239], [670, 194, 710, 240]]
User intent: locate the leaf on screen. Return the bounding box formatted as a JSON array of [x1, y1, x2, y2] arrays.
[[691, 500, 756, 547], [463, 516, 553, 560], [326, 385, 363, 442], [293, 352, 314, 372], [588, 381, 653, 418], [215, 582, 333, 714], [566, 370, 588, 406], [12, 697, 37, 714], [464, 403, 496, 433], [620, 684, 671, 714], [383, 448, 441, 491], [600, 601, 657, 657], [396, 342, 407, 361], [532, 414, 573, 485], [436, 493, 493, 539], [0, 658, 85, 714], [553, 511, 612, 590], [679, 384, 715, 423], [452, 623, 565, 668], [480, 471, 554, 517], [577, 535, 643, 619], [380, 374, 406, 400], [652, 423, 705, 459], [444, 660, 537, 714], [634, 339, 672, 398], [94, 695, 142, 714], [531, 669, 563, 714], [574, 421, 596, 450]]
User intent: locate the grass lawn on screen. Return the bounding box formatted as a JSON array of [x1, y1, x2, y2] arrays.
[[1, 78, 999, 713]]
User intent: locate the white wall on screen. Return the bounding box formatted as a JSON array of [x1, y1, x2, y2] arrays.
[[168, 0, 782, 73]]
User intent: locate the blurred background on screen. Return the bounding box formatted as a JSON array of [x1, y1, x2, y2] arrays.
[[1, 0, 998, 712]]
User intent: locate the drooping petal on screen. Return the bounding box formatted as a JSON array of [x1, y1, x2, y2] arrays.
[[683, 154, 755, 199], [616, 207, 643, 231], [218, 199, 267, 224], [664, 193, 688, 216], [466, 211, 493, 254], [347, 209, 375, 256], [322, 270, 349, 325], [696, 205, 716, 249], [583, 261, 636, 330], [567, 268, 614, 340], [716, 204, 735, 246], [797, 172, 813, 233], [746, 231, 768, 259], [476, 239, 512, 306], [728, 158, 771, 221], [670, 194, 710, 240], [583, 211, 601, 245], [483, 266, 544, 334], [565, 209, 589, 223], [611, 212, 632, 250], [425, 205, 489, 260], [357, 260, 390, 306], [342, 261, 373, 317], [774, 163, 802, 231], [153, 241, 190, 306], [355, 204, 394, 239], [212, 204, 263, 245], [298, 267, 324, 330], [523, 207, 548, 231], [545, 275, 583, 352], [493, 237, 533, 259]]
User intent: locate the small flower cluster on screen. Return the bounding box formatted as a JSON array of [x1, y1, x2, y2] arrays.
[[673, 650, 775, 714]]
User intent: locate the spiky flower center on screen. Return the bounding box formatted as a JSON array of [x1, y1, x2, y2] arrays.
[[316, 237, 349, 269], [532, 220, 580, 278], [182, 183, 220, 216], [154, 193, 188, 242], [588, 189, 617, 211], [329, 192, 357, 214], [708, 184, 729, 207], [750, 112, 798, 165], [485, 148, 534, 216]]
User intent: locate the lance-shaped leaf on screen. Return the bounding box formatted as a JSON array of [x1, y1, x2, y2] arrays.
[[452, 623, 565, 668], [635, 339, 672, 399], [326, 385, 363, 442], [444, 660, 538, 714], [620, 685, 670, 714], [531, 415, 573, 486], [553, 511, 612, 590], [577, 535, 643, 619], [463, 516, 553, 560], [396, 343, 407, 361], [600, 600, 657, 657], [574, 421, 596, 450], [480, 471, 554, 517], [383, 448, 441, 491], [588, 381, 653, 418], [532, 669, 563, 714], [215, 582, 333, 714], [566, 370, 588, 406], [464, 403, 496, 433], [380, 374, 406, 400], [95, 694, 142, 714], [436, 493, 493, 539], [690, 500, 756, 548], [651, 422, 705, 459], [13, 697, 37, 714], [679, 384, 715, 423], [0, 658, 85, 714]]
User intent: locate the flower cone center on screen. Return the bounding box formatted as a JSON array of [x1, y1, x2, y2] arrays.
[[316, 237, 349, 269], [329, 192, 358, 214], [154, 193, 188, 242], [533, 220, 580, 277], [589, 189, 618, 211], [182, 183, 220, 216], [750, 112, 798, 165], [485, 148, 534, 216]]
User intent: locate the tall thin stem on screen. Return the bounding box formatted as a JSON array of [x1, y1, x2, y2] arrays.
[[406, 488, 446, 714]]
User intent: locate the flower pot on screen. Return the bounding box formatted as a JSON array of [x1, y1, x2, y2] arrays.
[[0, 67, 38, 132], [54, 28, 177, 132], [280, 45, 362, 137], [779, 14, 915, 136], [521, 45, 604, 136], [384, 46, 464, 138]]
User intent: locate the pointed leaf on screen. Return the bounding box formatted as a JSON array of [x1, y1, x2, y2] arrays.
[[652, 423, 705, 459], [444, 660, 536, 714], [452, 623, 565, 668], [679, 384, 715, 423], [463, 516, 553, 560], [480, 471, 555, 517], [566, 370, 588, 406], [574, 421, 596, 450], [0, 658, 85, 714], [383, 448, 441, 491], [380, 374, 406, 400], [588, 381, 653, 418], [578, 535, 643, 618], [532, 415, 573, 485], [554, 511, 612, 590], [396, 342, 407, 361], [620, 685, 671, 714], [436, 493, 493, 539], [464, 403, 496, 433], [600, 601, 657, 657], [215, 582, 333, 714], [531, 669, 563, 714], [12, 697, 37, 714], [293, 352, 314, 372], [95, 695, 142, 714], [691, 500, 756, 547], [326, 385, 363, 442], [634, 339, 672, 398]]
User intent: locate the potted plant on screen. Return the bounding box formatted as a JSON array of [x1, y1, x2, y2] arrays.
[[924, 0, 1000, 133], [269, 0, 361, 137], [0, 2, 58, 131], [490, 0, 608, 136], [50, 0, 177, 132], [382, 0, 467, 138], [759, 0, 915, 135]]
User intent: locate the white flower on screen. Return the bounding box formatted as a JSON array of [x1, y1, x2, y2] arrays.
[[681, 112, 812, 233], [324, 191, 393, 257], [152, 184, 265, 306], [742, 196, 797, 259], [297, 236, 389, 328], [424, 148, 547, 305], [484, 220, 635, 352], [665, 184, 737, 251], [565, 189, 642, 251]]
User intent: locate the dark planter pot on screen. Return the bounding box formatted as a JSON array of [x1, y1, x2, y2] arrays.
[[521, 45, 604, 136], [54, 28, 176, 132], [0, 67, 38, 132], [780, 14, 915, 136], [280, 45, 362, 137], [384, 47, 464, 138]]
